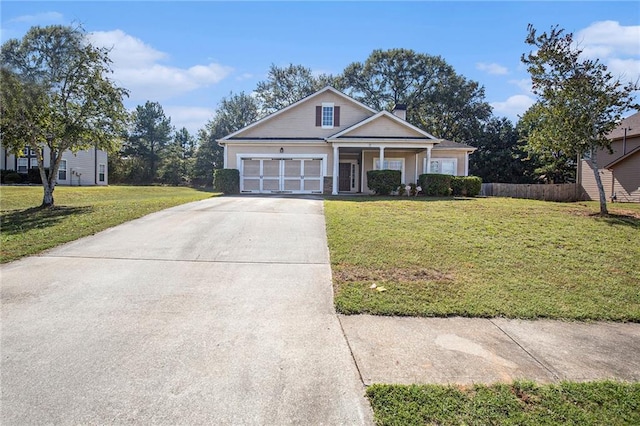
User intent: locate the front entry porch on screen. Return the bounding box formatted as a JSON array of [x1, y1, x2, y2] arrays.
[[331, 144, 435, 195]]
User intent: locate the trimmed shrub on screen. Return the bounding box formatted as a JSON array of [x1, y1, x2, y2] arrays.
[[213, 168, 240, 194], [4, 172, 22, 184], [451, 176, 482, 197], [367, 170, 401, 195], [27, 167, 49, 184], [418, 173, 452, 196]]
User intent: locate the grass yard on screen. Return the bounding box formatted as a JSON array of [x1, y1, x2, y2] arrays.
[[366, 381, 640, 426], [0, 185, 216, 263], [325, 197, 640, 321]]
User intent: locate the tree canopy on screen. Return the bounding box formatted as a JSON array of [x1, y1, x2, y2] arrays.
[[0, 25, 129, 207], [521, 24, 638, 214], [254, 64, 337, 115], [340, 48, 492, 142]]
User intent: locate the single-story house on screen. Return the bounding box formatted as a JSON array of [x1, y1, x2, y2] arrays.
[[0, 144, 108, 186], [217, 86, 475, 195], [578, 111, 640, 203]]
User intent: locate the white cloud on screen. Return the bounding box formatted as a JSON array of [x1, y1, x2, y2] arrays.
[[162, 105, 216, 135], [476, 62, 508, 75], [9, 12, 63, 24], [575, 21, 640, 84], [491, 95, 535, 120], [236, 73, 254, 81], [87, 30, 233, 102], [509, 78, 533, 95], [576, 21, 640, 58]]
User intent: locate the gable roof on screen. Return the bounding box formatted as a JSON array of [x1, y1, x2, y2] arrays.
[[605, 145, 640, 169], [327, 110, 438, 141], [218, 86, 377, 142], [608, 111, 640, 140]]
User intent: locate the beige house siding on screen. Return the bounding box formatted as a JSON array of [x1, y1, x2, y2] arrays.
[[611, 153, 640, 202], [345, 115, 425, 138], [580, 159, 613, 201], [419, 150, 469, 176], [237, 92, 372, 139], [225, 143, 332, 171], [579, 136, 640, 202]]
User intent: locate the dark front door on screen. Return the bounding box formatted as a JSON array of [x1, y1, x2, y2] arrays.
[[339, 163, 351, 192]]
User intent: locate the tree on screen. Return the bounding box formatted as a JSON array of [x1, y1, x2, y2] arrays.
[[158, 127, 195, 185], [255, 64, 338, 114], [521, 24, 638, 215], [124, 101, 172, 182], [470, 117, 537, 183], [192, 92, 260, 186], [0, 25, 128, 207], [340, 48, 491, 143]]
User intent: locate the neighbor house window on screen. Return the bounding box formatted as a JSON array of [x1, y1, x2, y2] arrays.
[[99, 164, 106, 182], [17, 158, 28, 173], [30, 158, 38, 169], [58, 159, 67, 181], [427, 158, 457, 175]]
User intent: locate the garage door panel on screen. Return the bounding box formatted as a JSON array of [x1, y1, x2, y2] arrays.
[[304, 159, 322, 177], [284, 179, 302, 191], [303, 180, 321, 191], [284, 160, 301, 177], [263, 178, 280, 191], [243, 179, 260, 191], [243, 160, 260, 177], [263, 160, 280, 177]]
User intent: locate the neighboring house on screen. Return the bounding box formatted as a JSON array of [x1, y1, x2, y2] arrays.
[[578, 111, 640, 203], [217, 86, 475, 195], [0, 144, 108, 186]]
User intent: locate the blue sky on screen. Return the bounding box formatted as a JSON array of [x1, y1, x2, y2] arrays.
[[2, 1, 639, 135]]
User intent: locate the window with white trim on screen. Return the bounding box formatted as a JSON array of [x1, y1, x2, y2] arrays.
[[17, 158, 28, 173], [322, 103, 334, 128], [58, 159, 67, 181], [426, 158, 457, 176], [99, 164, 106, 182], [374, 157, 405, 181], [30, 158, 38, 169]]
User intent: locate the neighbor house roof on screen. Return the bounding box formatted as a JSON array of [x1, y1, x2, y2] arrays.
[[605, 145, 640, 169], [608, 111, 640, 140]]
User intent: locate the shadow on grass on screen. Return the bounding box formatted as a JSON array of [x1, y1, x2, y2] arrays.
[[593, 213, 640, 229], [325, 195, 475, 203], [0, 205, 94, 235]]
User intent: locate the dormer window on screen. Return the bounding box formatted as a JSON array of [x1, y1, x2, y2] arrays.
[[315, 104, 340, 128]]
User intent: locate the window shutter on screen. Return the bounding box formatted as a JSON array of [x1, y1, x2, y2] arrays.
[[334, 106, 340, 126], [315, 106, 321, 126]]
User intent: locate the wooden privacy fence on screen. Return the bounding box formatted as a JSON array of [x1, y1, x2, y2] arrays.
[[481, 183, 583, 202]]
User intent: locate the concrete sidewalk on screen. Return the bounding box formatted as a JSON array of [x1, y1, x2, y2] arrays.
[[340, 315, 640, 385]]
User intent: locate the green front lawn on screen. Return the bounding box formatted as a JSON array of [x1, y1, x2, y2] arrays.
[[0, 185, 217, 263], [325, 197, 640, 321], [366, 381, 640, 426]]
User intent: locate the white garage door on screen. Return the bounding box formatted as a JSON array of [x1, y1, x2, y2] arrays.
[[240, 158, 323, 194]]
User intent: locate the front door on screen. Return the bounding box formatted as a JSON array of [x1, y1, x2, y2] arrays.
[[339, 163, 351, 192]]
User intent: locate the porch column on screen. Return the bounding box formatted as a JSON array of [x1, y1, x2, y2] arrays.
[[223, 144, 228, 168], [464, 152, 469, 176], [426, 146, 432, 173], [414, 154, 419, 183], [332, 145, 339, 195], [379, 146, 385, 169]]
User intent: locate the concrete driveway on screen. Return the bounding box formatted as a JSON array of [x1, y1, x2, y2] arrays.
[[1, 196, 372, 425]]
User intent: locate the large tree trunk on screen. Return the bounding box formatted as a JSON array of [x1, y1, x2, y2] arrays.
[[589, 148, 608, 216], [42, 181, 55, 207]]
